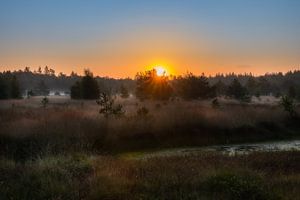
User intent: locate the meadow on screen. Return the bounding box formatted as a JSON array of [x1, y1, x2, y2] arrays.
[[1, 151, 299, 200], [0, 96, 300, 199]]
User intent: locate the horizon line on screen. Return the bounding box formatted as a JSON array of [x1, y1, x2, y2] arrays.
[[1, 66, 300, 79]]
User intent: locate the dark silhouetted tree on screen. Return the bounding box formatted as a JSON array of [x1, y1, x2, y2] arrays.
[[0, 76, 9, 99], [246, 76, 259, 96], [227, 78, 249, 101], [288, 85, 296, 99], [41, 96, 49, 108], [257, 77, 272, 95], [135, 69, 173, 101], [120, 84, 129, 98], [37, 67, 42, 74], [10, 75, 21, 99], [44, 66, 50, 75], [211, 98, 220, 109], [70, 69, 100, 99], [175, 73, 214, 100], [70, 81, 81, 99], [24, 67, 30, 73], [96, 93, 124, 118], [81, 69, 100, 99], [214, 80, 227, 96], [35, 80, 50, 96], [280, 95, 297, 118]]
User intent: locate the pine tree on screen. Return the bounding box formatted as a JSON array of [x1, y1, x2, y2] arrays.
[[288, 85, 296, 99], [227, 78, 249, 101], [10, 75, 21, 99], [120, 84, 129, 98], [0, 76, 9, 99], [81, 69, 100, 99], [70, 69, 100, 99]]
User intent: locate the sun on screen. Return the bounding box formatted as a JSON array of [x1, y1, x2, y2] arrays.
[[154, 66, 167, 76]]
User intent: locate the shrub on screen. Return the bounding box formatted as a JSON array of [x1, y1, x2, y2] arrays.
[[41, 97, 49, 108], [0, 155, 93, 200], [96, 93, 125, 118], [137, 106, 149, 117], [205, 173, 276, 200], [211, 98, 220, 109], [280, 95, 297, 118], [120, 84, 130, 98]]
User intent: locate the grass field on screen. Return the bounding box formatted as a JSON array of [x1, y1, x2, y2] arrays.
[[1, 151, 299, 200], [0, 97, 299, 199]]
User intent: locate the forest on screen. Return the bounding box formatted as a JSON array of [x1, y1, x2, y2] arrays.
[[1, 66, 300, 100]]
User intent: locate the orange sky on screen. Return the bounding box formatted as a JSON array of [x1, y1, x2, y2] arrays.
[[1, 0, 300, 78]]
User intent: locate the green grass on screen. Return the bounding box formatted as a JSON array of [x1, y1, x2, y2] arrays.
[[1, 151, 299, 200]]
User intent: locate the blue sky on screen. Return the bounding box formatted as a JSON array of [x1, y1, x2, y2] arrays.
[[1, 0, 300, 77]]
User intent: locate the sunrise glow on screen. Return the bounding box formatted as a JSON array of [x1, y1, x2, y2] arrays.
[[154, 66, 167, 76], [0, 1, 299, 77]]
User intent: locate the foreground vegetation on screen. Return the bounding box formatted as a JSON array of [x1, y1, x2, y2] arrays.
[[0, 98, 299, 161], [0, 98, 299, 199], [1, 151, 299, 200]]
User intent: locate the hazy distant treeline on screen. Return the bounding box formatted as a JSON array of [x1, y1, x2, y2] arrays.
[[209, 71, 300, 97], [1, 66, 300, 99], [0, 66, 135, 97]]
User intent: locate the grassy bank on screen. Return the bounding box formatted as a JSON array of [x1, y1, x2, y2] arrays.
[[1, 151, 299, 200]]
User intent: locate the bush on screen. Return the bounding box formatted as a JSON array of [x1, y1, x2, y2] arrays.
[[137, 106, 149, 117], [0, 155, 93, 200], [205, 173, 276, 200], [211, 98, 220, 109], [41, 97, 49, 108], [120, 84, 129, 98], [96, 93, 125, 118], [280, 95, 297, 118]]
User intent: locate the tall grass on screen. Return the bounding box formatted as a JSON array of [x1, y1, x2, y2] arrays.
[[0, 99, 299, 199], [0, 99, 299, 161]]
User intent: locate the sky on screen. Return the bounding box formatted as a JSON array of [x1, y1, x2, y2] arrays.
[[0, 0, 300, 78]]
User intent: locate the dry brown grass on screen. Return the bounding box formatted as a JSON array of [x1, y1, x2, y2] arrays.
[[0, 98, 299, 199], [0, 97, 299, 161]]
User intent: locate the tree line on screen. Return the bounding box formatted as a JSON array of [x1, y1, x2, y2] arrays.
[[0, 66, 134, 98], [0, 72, 21, 99], [1, 66, 300, 101], [69, 68, 300, 102]]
